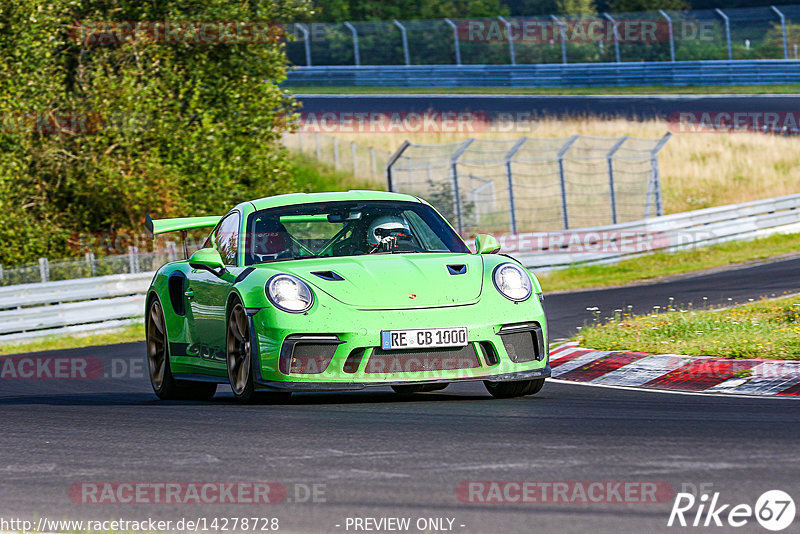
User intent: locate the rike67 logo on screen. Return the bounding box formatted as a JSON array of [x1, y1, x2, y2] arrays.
[[668, 490, 796, 531]]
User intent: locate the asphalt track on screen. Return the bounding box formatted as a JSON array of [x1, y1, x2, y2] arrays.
[[295, 93, 800, 120], [3, 256, 800, 533]]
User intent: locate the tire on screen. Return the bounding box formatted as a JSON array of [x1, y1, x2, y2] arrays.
[[146, 298, 180, 400], [391, 384, 449, 394], [483, 378, 545, 399], [147, 297, 218, 401], [226, 299, 291, 405]]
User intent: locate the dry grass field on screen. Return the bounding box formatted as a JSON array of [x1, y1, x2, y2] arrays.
[[327, 118, 800, 214]]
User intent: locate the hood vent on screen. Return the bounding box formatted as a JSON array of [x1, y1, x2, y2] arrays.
[[447, 264, 467, 275], [311, 270, 345, 281]]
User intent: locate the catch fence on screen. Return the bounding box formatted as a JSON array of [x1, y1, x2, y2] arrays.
[[385, 134, 671, 235], [286, 6, 800, 67]]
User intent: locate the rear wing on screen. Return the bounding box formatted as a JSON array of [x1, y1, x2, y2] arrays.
[[145, 213, 221, 258]]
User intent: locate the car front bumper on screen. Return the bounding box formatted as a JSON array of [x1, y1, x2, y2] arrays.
[[248, 299, 549, 390]]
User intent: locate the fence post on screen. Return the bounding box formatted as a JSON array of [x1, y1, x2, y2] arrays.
[[315, 132, 321, 160], [444, 18, 462, 65], [351, 142, 358, 175], [550, 15, 568, 64], [85, 252, 96, 276], [715, 9, 732, 60], [128, 246, 139, 274], [606, 136, 629, 225], [450, 139, 474, 235], [557, 135, 579, 230], [0, 264, 3, 284], [166, 241, 178, 263], [39, 257, 49, 283], [603, 13, 621, 62], [649, 133, 671, 217], [369, 147, 377, 179], [295, 23, 312, 66], [658, 10, 675, 61], [333, 137, 340, 169], [393, 20, 410, 65], [386, 140, 411, 191], [343, 21, 360, 66], [771, 6, 789, 59], [498, 16, 516, 65], [297, 131, 304, 153], [504, 137, 528, 234]]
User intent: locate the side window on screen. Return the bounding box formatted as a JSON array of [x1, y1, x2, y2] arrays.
[[214, 212, 241, 266]]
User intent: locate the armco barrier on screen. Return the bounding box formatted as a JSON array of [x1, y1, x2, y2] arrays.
[[0, 273, 152, 342], [284, 60, 800, 88], [513, 192, 800, 270], [2, 193, 800, 342]]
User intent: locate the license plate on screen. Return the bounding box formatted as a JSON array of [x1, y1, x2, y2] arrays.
[[380, 327, 468, 350]]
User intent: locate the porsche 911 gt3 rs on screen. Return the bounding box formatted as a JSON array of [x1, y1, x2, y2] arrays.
[[144, 191, 549, 403]]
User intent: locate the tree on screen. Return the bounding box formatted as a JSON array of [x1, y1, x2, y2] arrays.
[[607, 0, 689, 12], [310, 0, 509, 22], [0, 0, 311, 265], [557, 0, 597, 15]]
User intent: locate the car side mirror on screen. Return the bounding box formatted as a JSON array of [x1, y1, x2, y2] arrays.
[[475, 234, 501, 254], [189, 248, 225, 273]]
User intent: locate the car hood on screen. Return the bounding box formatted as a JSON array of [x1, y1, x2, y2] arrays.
[[275, 253, 484, 309]]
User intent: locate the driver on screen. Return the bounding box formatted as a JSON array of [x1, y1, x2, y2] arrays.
[[367, 214, 413, 253]]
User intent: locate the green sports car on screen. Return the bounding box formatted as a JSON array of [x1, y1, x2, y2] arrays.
[[144, 191, 550, 403]]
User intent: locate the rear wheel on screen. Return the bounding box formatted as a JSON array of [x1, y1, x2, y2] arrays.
[[483, 378, 545, 399], [147, 298, 216, 401], [391, 384, 449, 395], [147, 298, 178, 399]]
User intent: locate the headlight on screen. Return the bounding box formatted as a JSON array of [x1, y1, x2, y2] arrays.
[[492, 263, 533, 302], [267, 274, 314, 313]]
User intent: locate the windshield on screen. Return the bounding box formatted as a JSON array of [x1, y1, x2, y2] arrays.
[[244, 200, 469, 265]]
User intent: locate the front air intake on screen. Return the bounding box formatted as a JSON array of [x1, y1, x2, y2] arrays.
[[279, 335, 343, 375], [498, 324, 545, 363]]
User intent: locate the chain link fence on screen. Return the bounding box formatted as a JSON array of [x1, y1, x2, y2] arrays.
[[386, 134, 671, 235], [286, 5, 800, 66]]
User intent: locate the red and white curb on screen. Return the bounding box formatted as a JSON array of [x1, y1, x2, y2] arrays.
[[549, 342, 800, 397]]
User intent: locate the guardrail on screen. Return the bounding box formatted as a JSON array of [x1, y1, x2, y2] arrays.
[[0, 273, 152, 343], [1, 193, 799, 342], [284, 60, 800, 88], [512, 192, 800, 270]]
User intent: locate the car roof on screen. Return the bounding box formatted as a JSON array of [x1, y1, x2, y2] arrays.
[[248, 190, 424, 211]]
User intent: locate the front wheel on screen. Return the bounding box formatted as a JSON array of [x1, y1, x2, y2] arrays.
[[226, 300, 291, 404], [483, 378, 545, 399], [227, 301, 257, 403]]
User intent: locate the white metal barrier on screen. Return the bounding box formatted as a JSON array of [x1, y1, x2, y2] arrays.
[[512, 192, 800, 270], [0, 273, 153, 342]]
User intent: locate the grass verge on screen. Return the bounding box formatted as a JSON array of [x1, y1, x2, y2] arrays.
[[0, 324, 144, 356], [577, 295, 800, 360], [289, 151, 375, 192], [537, 232, 800, 292], [289, 84, 800, 95]]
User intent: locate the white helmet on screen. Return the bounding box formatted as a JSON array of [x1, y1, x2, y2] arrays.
[[368, 214, 410, 245]]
